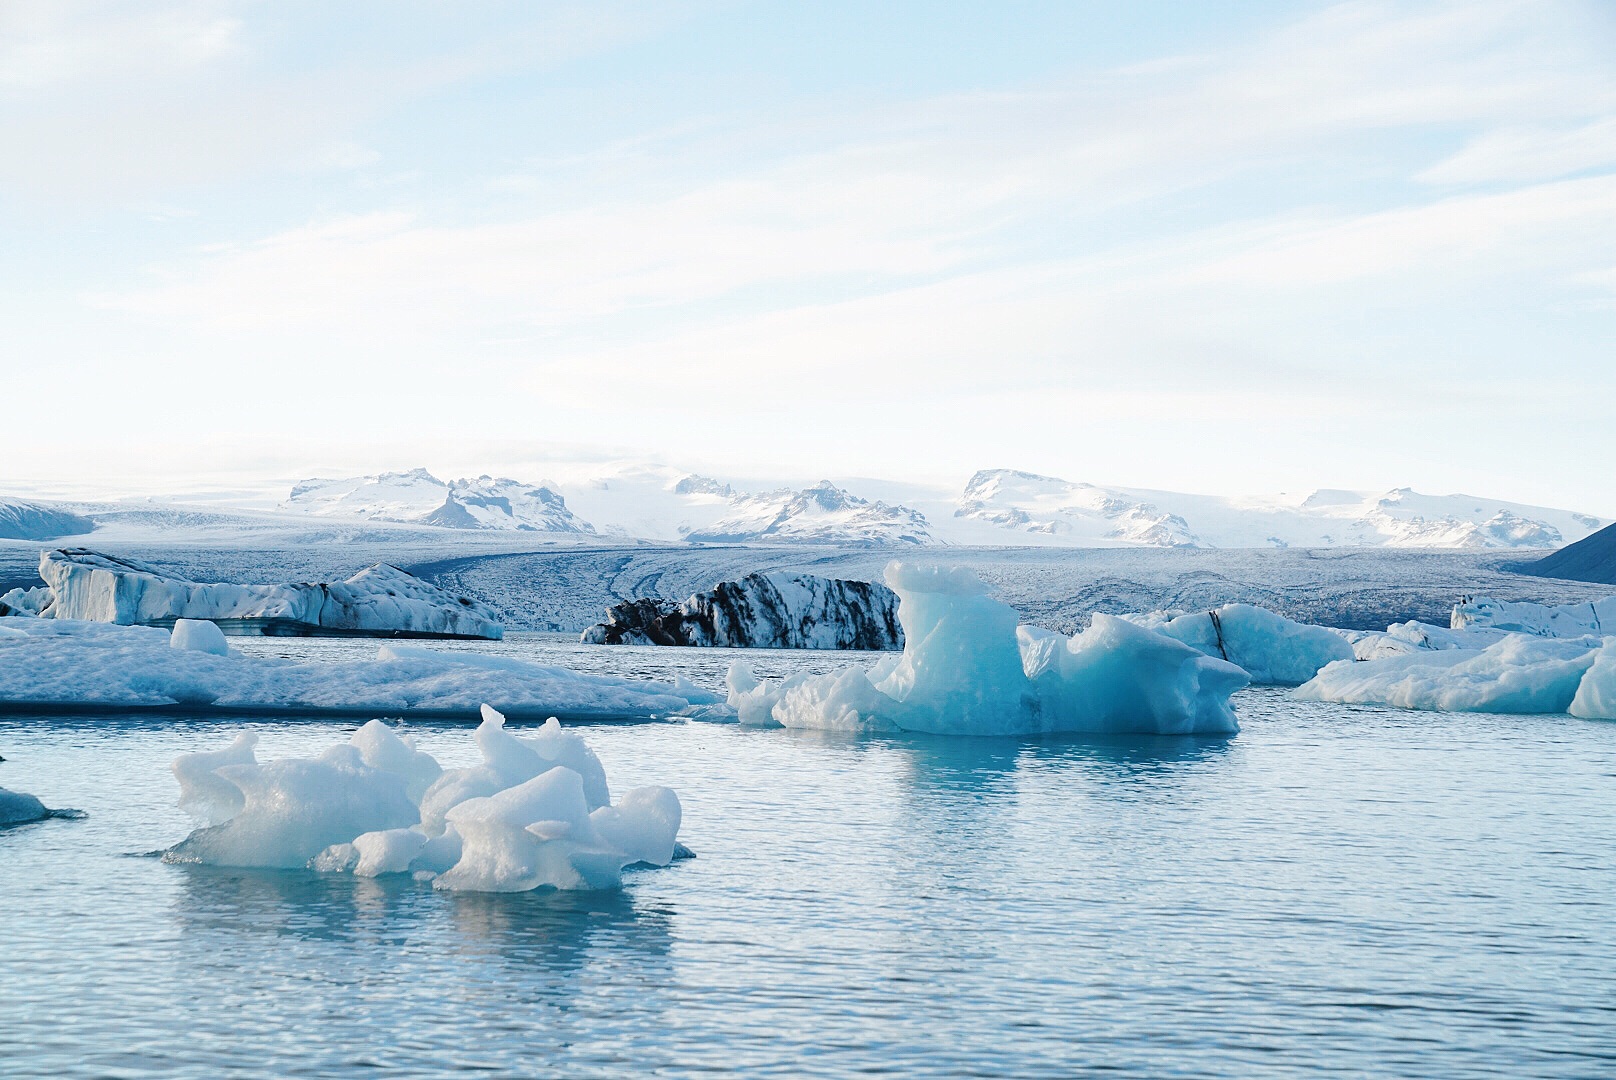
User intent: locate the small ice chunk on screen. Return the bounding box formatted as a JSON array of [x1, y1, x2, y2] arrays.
[[170, 619, 229, 656], [352, 827, 430, 876]]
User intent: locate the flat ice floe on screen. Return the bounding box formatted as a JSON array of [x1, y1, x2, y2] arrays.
[[1297, 634, 1616, 719], [0, 618, 718, 718], [166, 707, 682, 891], [725, 562, 1248, 735]]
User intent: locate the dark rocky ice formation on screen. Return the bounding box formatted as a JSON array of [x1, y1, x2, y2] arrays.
[[1522, 522, 1616, 585], [581, 571, 902, 649]]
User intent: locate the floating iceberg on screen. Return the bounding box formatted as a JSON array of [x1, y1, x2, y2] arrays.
[[1451, 594, 1616, 638], [0, 785, 50, 826], [8, 549, 501, 639], [166, 708, 683, 892], [0, 617, 714, 718], [582, 571, 902, 650], [726, 563, 1247, 736], [1297, 635, 1613, 717], [1123, 604, 1354, 685]]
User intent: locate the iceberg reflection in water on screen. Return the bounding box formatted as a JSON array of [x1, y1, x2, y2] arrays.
[[2, 671, 1616, 1077]]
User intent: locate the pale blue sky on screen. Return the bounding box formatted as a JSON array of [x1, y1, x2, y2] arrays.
[[2, 1, 1613, 512]]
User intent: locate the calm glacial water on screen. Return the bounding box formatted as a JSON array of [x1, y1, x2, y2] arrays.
[[2, 638, 1615, 1078]]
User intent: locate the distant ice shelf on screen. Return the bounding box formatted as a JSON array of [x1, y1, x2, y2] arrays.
[[2, 548, 503, 640]]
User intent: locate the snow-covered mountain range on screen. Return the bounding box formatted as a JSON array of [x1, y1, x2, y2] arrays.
[[3, 465, 1606, 551], [950, 469, 1603, 550], [684, 481, 932, 546], [284, 470, 594, 534]]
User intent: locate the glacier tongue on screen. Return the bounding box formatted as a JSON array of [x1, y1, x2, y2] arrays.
[[28, 548, 503, 639]]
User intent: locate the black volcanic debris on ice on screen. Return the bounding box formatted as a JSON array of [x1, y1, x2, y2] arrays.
[[583, 571, 903, 649]]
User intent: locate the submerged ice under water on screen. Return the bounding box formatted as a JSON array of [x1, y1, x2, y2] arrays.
[[3, 635, 1616, 1077]]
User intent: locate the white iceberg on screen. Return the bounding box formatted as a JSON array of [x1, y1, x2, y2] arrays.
[[1296, 634, 1604, 715], [170, 619, 229, 656], [727, 562, 1247, 736], [165, 709, 683, 892], [1451, 594, 1616, 638], [1570, 643, 1616, 720], [0, 617, 713, 718], [1124, 604, 1354, 685], [20, 548, 502, 639]]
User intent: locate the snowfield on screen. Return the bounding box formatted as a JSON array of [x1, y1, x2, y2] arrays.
[[5, 461, 1605, 553], [284, 469, 595, 534]]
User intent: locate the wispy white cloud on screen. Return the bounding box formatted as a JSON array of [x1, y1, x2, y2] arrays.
[[8, 0, 1616, 506]]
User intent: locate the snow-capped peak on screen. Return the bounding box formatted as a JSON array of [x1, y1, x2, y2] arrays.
[[684, 480, 936, 546], [283, 471, 593, 534]]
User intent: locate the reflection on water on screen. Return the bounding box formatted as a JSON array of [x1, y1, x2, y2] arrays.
[[4, 671, 1616, 1078], [167, 862, 676, 982]]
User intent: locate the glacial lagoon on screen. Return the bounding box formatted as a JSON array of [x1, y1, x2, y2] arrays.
[[3, 638, 1615, 1077]]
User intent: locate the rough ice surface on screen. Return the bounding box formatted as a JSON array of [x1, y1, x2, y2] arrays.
[[0, 785, 50, 826], [1346, 621, 1519, 660], [164, 710, 682, 892], [1570, 643, 1616, 720], [1123, 604, 1354, 685], [173, 732, 259, 825], [582, 571, 902, 650], [170, 619, 229, 655], [1451, 595, 1616, 638], [1296, 635, 1605, 716], [23, 548, 502, 639], [0, 618, 712, 718], [727, 562, 1247, 736]]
